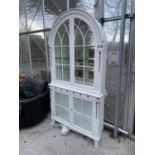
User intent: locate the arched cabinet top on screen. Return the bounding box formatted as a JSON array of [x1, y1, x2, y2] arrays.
[[48, 8, 107, 93], [48, 9, 106, 48]]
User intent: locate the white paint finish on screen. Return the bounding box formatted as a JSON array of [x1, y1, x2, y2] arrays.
[[49, 82, 105, 98], [48, 9, 107, 146]]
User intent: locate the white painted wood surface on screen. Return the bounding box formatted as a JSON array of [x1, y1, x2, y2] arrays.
[[48, 9, 107, 146]]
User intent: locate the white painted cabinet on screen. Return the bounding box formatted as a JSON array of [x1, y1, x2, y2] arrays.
[[48, 9, 107, 147]]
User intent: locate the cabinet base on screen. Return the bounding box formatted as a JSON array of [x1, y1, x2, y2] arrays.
[[94, 139, 100, 147], [61, 125, 70, 136]]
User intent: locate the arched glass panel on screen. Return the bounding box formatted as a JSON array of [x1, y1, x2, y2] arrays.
[[62, 31, 69, 45], [74, 18, 95, 86], [62, 47, 70, 65], [55, 47, 62, 64], [62, 20, 69, 46], [54, 18, 95, 85], [55, 33, 61, 46], [75, 19, 88, 37], [55, 19, 70, 81], [58, 24, 65, 38], [85, 30, 95, 46], [75, 26, 83, 45]]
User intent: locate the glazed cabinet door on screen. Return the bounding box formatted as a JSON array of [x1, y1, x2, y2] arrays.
[[54, 91, 70, 122], [72, 97, 93, 132]]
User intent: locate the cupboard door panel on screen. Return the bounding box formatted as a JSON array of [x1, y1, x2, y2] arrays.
[[55, 105, 69, 121], [73, 97, 92, 117], [73, 97, 93, 132], [74, 112, 92, 132], [54, 92, 69, 122]]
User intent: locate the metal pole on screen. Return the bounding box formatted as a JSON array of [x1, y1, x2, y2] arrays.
[[19, 28, 51, 35], [101, 14, 134, 23], [42, 0, 50, 81], [24, 0, 33, 77], [123, 0, 135, 135], [67, 0, 70, 10], [104, 121, 128, 135], [114, 0, 127, 138], [19, 15, 135, 35], [102, 0, 104, 18]]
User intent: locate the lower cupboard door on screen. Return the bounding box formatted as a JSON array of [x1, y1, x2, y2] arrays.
[[54, 91, 70, 122], [55, 105, 69, 121], [73, 97, 93, 132]]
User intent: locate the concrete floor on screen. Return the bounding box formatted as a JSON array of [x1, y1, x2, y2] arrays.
[[19, 115, 135, 155]]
